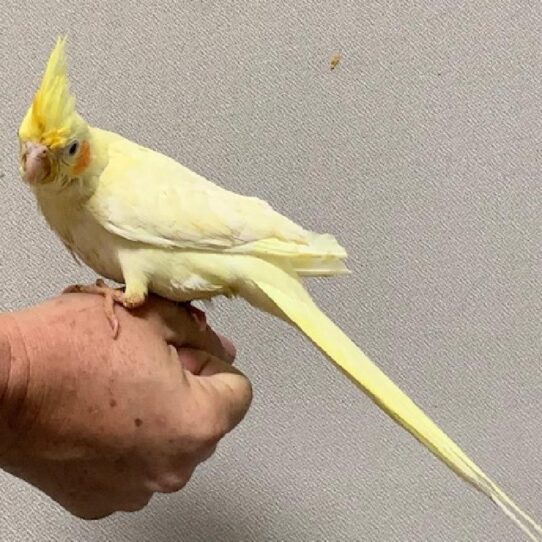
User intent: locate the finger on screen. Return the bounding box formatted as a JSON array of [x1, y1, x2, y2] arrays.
[[175, 348, 241, 376], [176, 347, 209, 374], [184, 352, 253, 437], [138, 296, 234, 363], [175, 332, 237, 366], [145, 466, 196, 494], [176, 335, 236, 373], [51, 490, 116, 520], [179, 320, 235, 364], [66, 490, 152, 518]]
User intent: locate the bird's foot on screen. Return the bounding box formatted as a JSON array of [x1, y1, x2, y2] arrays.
[[63, 279, 145, 338], [63, 281, 205, 337]]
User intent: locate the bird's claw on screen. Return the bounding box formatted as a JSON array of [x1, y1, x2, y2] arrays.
[[62, 278, 124, 338]]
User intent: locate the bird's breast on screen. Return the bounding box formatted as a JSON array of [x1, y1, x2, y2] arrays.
[[37, 195, 124, 283], [68, 217, 124, 283]]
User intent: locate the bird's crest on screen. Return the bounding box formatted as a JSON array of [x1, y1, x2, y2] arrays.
[[19, 36, 83, 148]]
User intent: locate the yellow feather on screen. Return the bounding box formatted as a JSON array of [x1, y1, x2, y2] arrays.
[[22, 36, 542, 541], [19, 36, 83, 147], [235, 258, 542, 541]]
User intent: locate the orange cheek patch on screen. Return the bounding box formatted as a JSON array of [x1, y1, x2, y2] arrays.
[[72, 140, 91, 175]]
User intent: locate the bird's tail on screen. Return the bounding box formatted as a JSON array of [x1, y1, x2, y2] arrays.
[[246, 264, 541, 541]]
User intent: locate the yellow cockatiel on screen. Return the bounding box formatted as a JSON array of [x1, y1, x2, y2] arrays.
[[17, 37, 541, 539]]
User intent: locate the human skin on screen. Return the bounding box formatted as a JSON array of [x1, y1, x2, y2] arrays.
[[0, 293, 252, 519]]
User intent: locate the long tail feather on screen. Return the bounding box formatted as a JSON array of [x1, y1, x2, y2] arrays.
[[251, 272, 541, 541]]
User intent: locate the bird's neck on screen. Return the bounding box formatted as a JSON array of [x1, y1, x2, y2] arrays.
[[33, 127, 110, 243]]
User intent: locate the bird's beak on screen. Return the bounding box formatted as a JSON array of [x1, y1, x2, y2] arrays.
[[21, 142, 52, 185]]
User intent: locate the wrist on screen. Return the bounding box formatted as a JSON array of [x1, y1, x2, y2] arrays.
[[0, 317, 12, 411], [0, 313, 31, 463]]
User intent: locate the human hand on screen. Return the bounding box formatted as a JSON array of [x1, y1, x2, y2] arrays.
[[0, 292, 252, 519]]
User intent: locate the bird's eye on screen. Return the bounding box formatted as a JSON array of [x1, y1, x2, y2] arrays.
[[68, 141, 79, 156]]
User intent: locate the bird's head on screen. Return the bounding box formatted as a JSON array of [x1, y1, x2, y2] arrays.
[[18, 37, 91, 188]]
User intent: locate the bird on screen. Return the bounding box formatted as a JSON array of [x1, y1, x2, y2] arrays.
[[16, 37, 541, 540]]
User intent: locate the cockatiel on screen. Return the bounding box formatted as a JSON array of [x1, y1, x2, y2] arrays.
[[17, 37, 541, 539]]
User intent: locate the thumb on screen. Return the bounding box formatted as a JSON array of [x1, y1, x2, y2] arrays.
[[177, 349, 253, 434]]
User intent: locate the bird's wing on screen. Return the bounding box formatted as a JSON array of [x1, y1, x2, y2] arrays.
[[89, 134, 346, 261]]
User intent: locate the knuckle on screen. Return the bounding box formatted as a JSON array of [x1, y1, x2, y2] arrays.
[[68, 505, 114, 521], [118, 493, 152, 512], [200, 442, 218, 461], [154, 471, 191, 494], [193, 404, 229, 445], [196, 416, 228, 445]]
